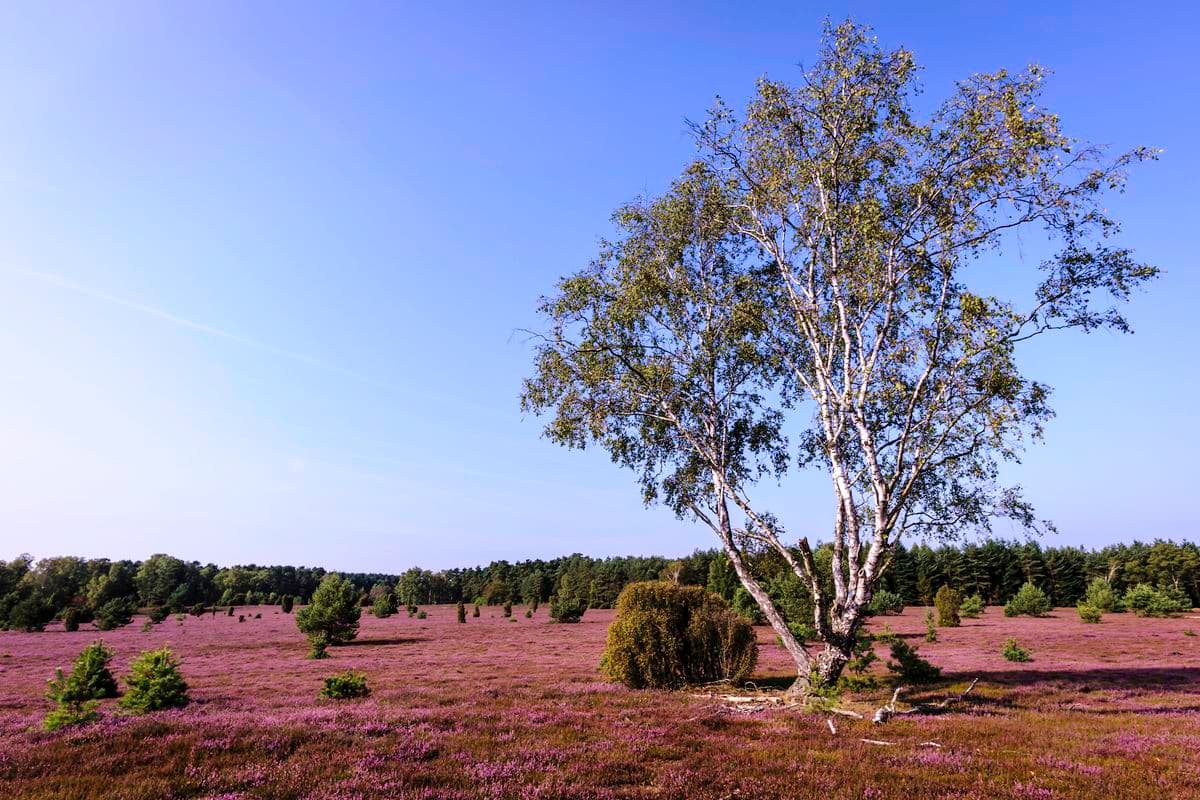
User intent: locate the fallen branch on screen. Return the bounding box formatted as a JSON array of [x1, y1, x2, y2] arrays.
[[860, 738, 896, 746], [872, 678, 980, 724]]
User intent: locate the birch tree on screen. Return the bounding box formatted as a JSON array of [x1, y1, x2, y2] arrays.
[[521, 21, 1158, 689]]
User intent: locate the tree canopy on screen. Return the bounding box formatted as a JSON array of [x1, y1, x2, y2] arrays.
[[522, 20, 1158, 686]]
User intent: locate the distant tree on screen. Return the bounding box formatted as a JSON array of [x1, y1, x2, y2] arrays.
[[280, 594, 294, 614], [521, 20, 1157, 689], [296, 574, 361, 657]]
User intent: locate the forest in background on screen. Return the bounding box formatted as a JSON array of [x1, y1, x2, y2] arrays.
[[2, 538, 1198, 633]]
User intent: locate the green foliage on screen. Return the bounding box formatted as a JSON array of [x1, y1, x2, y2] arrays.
[[1004, 582, 1052, 617], [456, 601, 466, 623], [309, 632, 330, 659], [730, 587, 764, 623], [8, 594, 55, 632], [46, 641, 119, 704], [959, 594, 985, 619], [62, 607, 82, 632], [524, 609, 532, 618], [1084, 577, 1119, 612], [550, 595, 586, 624], [295, 574, 361, 652], [503, 601, 513, 618], [43, 699, 99, 731], [886, 640, 941, 683], [93, 598, 136, 631], [866, 589, 904, 616], [1076, 603, 1102, 623], [924, 610, 938, 642], [371, 593, 397, 618], [600, 581, 757, 689], [472, 604, 480, 618], [147, 606, 170, 624], [837, 634, 880, 692], [280, 595, 294, 614], [934, 585, 962, 627], [416, 610, 427, 619], [1123, 583, 1190, 617], [319, 670, 370, 700], [119, 646, 189, 713], [1002, 638, 1032, 662]]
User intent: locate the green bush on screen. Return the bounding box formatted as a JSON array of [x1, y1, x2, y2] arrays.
[[43, 699, 99, 731], [8, 595, 55, 632], [599, 581, 757, 689], [227, 606, 235, 617], [119, 646, 189, 713], [1076, 603, 1102, 623], [46, 641, 119, 704], [524, 609, 532, 618], [456, 601, 466, 623], [1002, 638, 1032, 662], [1004, 582, 1052, 617], [503, 601, 513, 618], [319, 670, 370, 699], [189, 603, 206, 617], [934, 586, 962, 627], [959, 594, 985, 618], [731, 587, 765, 623], [472, 604, 481, 618], [1123, 583, 1190, 617], [924, 610, 938, 642], [147, 606, 170, 624], [838, 634, 880, 692], [865, 589, 904, 616], [94, 598, 136, 631], [549, 595, 586, 624], [281, 595, 294, 614], [886, 639, 940, 683], [62, 607, 83, 632], [296, 574, 361, 656], [1084, 577, 1120, 612], [371, 593, 397, 619], [416, 610, 427, 619]]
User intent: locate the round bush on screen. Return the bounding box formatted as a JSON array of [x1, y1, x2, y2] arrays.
[[934, 585, 962, 627], [600, 581, 757, 689]]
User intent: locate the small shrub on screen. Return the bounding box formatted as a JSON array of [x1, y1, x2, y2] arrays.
[[503, 601, 513, 618], [934, 586, 962, 627], [886, 639, 940, 683], [1184, 629, 1196, 637], [1123, 583, 1190, 617], [1076, 603, 1102, 624], [472, 604, 480, 618], [62, 607, 82, 632], [1002, 638, 1032, 662], [600, 581, 757, 689], [1004, 582, 1052, 617], [524, 609, 532, 619], [838, 634, 879, 692], [372, 594, 397, 619], [456, 601, 466, 623], [189, 603, 206, 617], [530, 597, 540, 613], [238, 615, 245, 623], [147, 606, 169, 624], [227, 606, 235, 617], [309, 632, 330, 659], [46, 641, 119, 704], [43, 699, 99, 731], [549, 595, 586, 624], [924, 610, 938, 642], [140, 620, 153, 632], [866, 589, 904, 616], [416, 610, 427, 619], [1084, 577, 1119, 612], [960, 594, 985, 618], [119, 646, 189, 713], [281, 595, 294, 614], [319, 670, 370, 700], [93, 598, 136, 631]]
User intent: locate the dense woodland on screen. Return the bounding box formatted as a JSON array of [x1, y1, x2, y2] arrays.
[[1, 539, 1197, 633]]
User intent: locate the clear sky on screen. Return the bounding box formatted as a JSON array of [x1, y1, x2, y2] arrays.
[[1, 2, 1196, 572]]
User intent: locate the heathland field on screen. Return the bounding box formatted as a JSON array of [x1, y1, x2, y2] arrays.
[[2, 605, 1199, 799]]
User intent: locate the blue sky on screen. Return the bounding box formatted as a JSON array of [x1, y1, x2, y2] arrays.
[[1, 2, 1196, 571]]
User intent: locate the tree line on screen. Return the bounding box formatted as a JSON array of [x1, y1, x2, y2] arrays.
[[1, 538, 1196, 632]]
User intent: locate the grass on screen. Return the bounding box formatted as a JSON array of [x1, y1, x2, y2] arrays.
[[0, 605, 1198, 798]]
